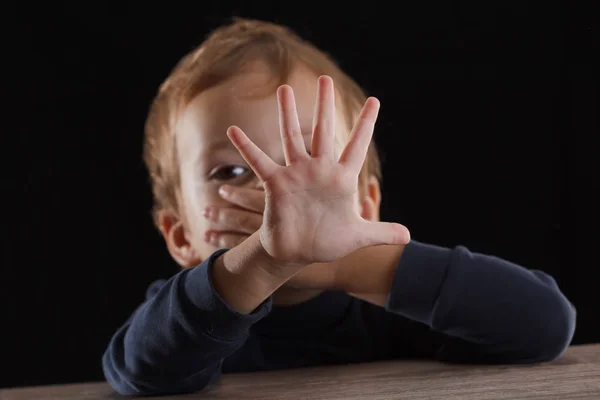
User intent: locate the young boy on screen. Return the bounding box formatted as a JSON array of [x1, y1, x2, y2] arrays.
[[103, 18, 576, 396]]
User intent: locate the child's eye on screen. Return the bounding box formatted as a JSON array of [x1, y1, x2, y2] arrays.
[[208, 165, 250, 181]]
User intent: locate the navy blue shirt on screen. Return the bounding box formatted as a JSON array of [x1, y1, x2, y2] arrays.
[[102, 241, 576, 396]]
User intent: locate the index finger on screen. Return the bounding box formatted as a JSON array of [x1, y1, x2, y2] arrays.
[[218, 185, 266, 213], [227, 126, 280, 181]]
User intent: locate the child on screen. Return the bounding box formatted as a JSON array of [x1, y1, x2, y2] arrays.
[[103, 18, 576, 396]]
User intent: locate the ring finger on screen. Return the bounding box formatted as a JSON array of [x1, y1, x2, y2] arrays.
[[205, 205, 263, 234]]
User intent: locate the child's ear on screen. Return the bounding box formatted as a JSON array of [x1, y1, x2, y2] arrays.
[[158, 210, 202, 268], [360, 176, 382, 221]]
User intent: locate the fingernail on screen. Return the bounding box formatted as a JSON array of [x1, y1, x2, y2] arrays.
[[219, 185, 230, 198]]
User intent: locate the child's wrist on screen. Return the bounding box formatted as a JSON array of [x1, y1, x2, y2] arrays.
[[285, 260, 342, 291], [212, 233, 305, 314]]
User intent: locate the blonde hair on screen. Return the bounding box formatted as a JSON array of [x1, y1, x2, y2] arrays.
[[144, 18, 382, 227]]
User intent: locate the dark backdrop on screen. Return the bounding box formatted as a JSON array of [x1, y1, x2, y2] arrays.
[[4, 1, 598, 389]]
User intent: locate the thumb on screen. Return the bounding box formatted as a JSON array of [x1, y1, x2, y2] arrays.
[[357, 221, 411, 247]]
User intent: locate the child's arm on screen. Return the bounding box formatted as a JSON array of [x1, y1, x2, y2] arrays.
[[102, 234, 295, 396], [330, 241, 576, 363]]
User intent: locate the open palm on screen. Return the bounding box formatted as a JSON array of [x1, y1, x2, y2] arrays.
[[227, 76, 410, 265]]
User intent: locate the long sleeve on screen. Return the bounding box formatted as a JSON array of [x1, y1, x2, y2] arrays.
[[246, 241, 576, 369], [102, 250, 272, 396], [102, 241, 577, 396], [386, 240, 577, 363]]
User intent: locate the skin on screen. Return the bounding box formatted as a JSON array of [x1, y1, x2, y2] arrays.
[[159, 65, 410, 310]]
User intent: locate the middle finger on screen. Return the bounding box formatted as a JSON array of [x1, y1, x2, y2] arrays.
[[218, 185, 266, 213], [311, 75, 336, 159]]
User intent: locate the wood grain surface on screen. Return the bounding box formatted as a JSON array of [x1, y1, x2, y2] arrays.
[[2, 344, 599, 400]]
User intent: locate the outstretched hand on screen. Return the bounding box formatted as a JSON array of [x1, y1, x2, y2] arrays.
[[227, 76, 410, 265]]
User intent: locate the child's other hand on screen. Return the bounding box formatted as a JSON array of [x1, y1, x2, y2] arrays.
[[206, 186, 266, 248], [227, 76, 410, 266]]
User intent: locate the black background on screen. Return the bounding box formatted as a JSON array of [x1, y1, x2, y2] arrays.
[[3, 1, 598, 389]]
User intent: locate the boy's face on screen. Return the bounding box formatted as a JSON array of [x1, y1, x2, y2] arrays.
[[170, 64, 351, 265]]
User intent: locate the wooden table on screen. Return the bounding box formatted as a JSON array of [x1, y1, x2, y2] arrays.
[[3, 344, 600, 400]]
